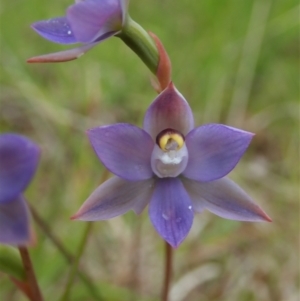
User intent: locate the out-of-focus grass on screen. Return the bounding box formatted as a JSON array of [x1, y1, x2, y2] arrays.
[[0, 0, 299, 300]]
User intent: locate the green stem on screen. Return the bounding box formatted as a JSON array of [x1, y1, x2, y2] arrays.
[[30, 205, 71, 261], [18, 247, 44, 301], [59, 222, 93, 301], [29, 205, 103, 300], [117, 17, 159, 74], [161, 242, 173, 301]]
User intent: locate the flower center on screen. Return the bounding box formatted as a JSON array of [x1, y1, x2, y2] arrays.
[[151, 129, 188, 178], [156, 129, 184, 151]]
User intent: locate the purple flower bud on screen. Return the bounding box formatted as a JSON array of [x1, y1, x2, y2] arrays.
[[29, 0, 127, 62]]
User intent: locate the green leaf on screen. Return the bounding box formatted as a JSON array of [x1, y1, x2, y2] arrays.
[[0, 246, 25, 280]]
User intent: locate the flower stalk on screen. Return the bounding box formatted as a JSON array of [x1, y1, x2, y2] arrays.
[[29, 205, 103, 300], [161, 242, 173, 301], [18, 247, 44, 301], [59, 222, 93, 301], [118, 17, 159, 74]]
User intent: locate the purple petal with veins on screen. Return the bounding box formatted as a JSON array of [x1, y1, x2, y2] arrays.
[[87, 124, 154, 181], [0, 196, 31, 245], [72, 176, 155, 220], [143, 83, 194, 139], [0, 134, 39, 203], [149, 178, 193, 248], [31, 17, 78, 44], [183, 124, 254, 182], [182, 177, 272, 222], [67, 0, 122, 43]]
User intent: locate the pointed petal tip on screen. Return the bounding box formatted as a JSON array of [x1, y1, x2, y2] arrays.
[[70, 213, 80, 220], [221, 124, 255, 138], [163, 229, 190, 248], [165, 239, 182, 249], [248, 131, 255, 137], [26, 57, 38, 64], [245, 131, 255, 137], [261, 211, 272, 222], [253, 203, 272, 223], [162, 81, 175, 92], [30, 22, 42, 32], [164, 81, 176, 93], [168, 81, 174, 89], [85, 128, 94, 136]]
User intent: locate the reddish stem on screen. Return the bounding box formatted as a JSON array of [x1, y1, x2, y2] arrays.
[[18, 247, 44, 301], [149, 32, 172, 93], [161, 242, 173, 301]]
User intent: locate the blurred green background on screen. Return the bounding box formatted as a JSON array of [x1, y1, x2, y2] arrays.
[[0, 0, 299, 300]]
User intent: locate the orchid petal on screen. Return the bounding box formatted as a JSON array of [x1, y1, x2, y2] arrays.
[[182, 177, 272, 222], [72, 176, 155, 220], [31, 17, 78, 44], [183, 124, 254, 182], [0, 196, 31, 246], [87, 124, 154, 181], [27, 42, 98, 63], [149, 178, 193, 248], [0, 134, 39, 203], [143, 83, 194, 139], [151, 144, 189, 178], [67, 0, 122, 43]]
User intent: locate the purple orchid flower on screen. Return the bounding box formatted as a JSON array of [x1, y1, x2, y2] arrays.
[[29, 0, 127, 62], [0, 134, 40, 246], [72, 83, 271, 248]]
